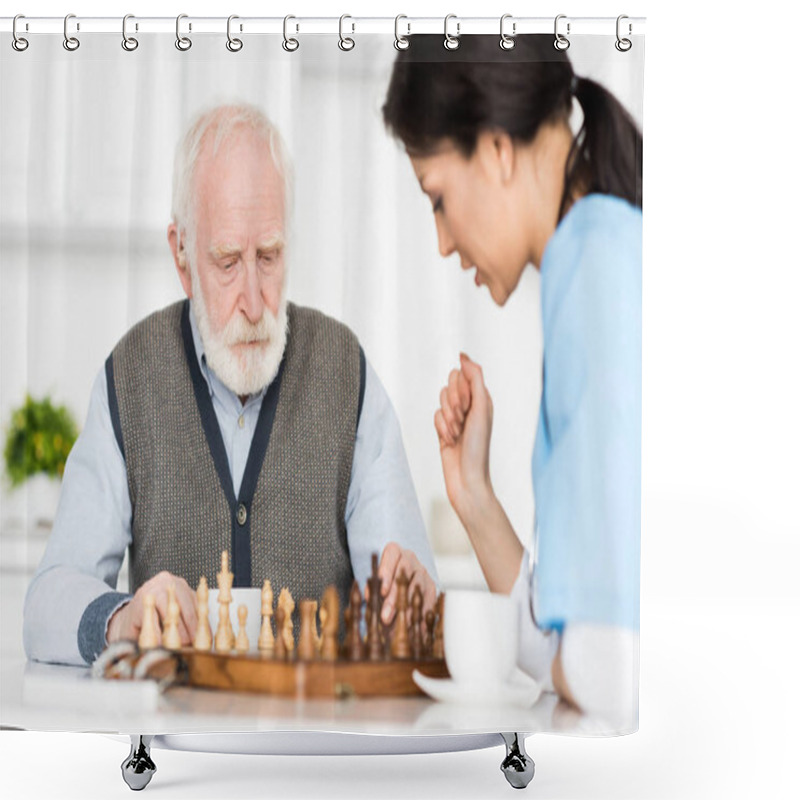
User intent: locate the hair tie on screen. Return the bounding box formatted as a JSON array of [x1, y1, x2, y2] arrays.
[[570, 75, 579, 96]]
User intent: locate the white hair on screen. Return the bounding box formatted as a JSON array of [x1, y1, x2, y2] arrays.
[[171, 102, 293, 264]]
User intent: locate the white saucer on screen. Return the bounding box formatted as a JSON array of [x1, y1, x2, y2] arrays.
[[413, 669, 542, 708]]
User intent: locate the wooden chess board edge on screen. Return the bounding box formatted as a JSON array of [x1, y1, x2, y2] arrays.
[[178, 650, 450, 698]]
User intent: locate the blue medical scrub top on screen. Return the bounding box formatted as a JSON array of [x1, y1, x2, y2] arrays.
[[532, 194, 642, 632]]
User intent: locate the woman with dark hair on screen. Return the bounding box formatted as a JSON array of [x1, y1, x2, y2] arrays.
[[383, 35, 642, 721]]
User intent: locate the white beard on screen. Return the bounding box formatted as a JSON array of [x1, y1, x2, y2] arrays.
[[190, 268, 288, 397]]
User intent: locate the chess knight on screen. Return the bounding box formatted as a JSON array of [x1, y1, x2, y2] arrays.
[[23, 103, 438, 667]]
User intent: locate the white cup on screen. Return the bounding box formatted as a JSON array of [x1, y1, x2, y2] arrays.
[[207, 587, 263, 652], [444, 590, 518, 687]]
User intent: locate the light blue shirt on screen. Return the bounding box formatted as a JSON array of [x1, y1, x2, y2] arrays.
[[24, 302, 437, 665], [532, 194, 641, 632]]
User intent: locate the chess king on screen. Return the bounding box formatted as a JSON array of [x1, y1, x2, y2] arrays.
[[23, 103, 438, 666]]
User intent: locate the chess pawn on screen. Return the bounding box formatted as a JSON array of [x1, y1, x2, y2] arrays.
[[162, 583, 182, 651], [194, 576, 212, 651], [297, 600, 318, 661], [138, 594, 160, 650], [409, 585, 424, 660], [320, 586, 340, 662], [235, 605, 249, 653], [432, 593, 445, 660], [390, 569, 411, 659], [258, 579, 275, 655]]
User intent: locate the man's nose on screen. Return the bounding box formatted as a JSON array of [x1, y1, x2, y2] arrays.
[[435, 215, 456, 258], [239, 260, 265, 323]]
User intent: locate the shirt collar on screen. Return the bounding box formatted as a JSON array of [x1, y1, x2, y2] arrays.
[[187, 300, 268, 409]]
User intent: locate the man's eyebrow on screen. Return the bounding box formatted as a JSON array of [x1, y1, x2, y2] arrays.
[[208, 235, 285, 260], [257, 234, 285, 251], [209, 243, 241, 259]]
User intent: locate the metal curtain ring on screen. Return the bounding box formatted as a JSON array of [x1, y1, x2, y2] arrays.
[[444, 14, 460, 51], [615, 15, 632, 52], [283, 15, 299, 52], [500, 14, 516, 50], [63, 13, 80, 51], [122, 14, 139, 51], [227, 15, 243, 52], [554, 14, 570, 51], [394, 15, 410, 51], [175, 14, 192, 51], [12, 15, 29, 52], [338, 14, 355, 51]]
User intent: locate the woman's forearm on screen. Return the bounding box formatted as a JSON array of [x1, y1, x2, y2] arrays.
[[458, 488, 524, 594]]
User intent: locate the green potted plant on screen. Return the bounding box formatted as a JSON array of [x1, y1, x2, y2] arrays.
[[3, 394, 78, 526]]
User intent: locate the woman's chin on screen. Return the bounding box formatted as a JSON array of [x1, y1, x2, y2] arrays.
[[487, 283, 510, 307]]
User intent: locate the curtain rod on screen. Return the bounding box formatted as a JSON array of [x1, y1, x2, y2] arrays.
[[1, 16, 645, 37]]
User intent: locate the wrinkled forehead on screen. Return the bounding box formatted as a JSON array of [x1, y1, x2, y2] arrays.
[[192, 132, 285, 228], [195, 127, 280, 189]]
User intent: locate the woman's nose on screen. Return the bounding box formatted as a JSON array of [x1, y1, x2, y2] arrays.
[[435, 215, 456, 258]]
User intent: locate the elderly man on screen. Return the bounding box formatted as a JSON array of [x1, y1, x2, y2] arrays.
[[23, 103, 437, 666]]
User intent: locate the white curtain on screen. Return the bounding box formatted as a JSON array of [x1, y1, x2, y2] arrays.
[[1, 33, 643, 560]]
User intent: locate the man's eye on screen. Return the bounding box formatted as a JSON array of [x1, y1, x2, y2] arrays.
[[222, 260, 236, 271]]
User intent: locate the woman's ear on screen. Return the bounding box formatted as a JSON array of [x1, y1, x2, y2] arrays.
[[476, 130, 516, 185]]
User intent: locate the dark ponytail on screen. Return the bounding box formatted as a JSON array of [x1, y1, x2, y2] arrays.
[[382, 35, 642, 221], [564, 76, 643, 217]]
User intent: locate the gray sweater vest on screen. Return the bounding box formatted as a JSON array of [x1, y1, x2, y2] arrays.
[[107, 300, 362, 611]]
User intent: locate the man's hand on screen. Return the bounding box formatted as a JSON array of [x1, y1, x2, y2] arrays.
[[367, 542, 437, 625], [107, 571, 198, 647]]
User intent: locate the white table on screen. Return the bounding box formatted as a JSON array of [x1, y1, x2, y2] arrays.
[[0, 657, 605, 791]]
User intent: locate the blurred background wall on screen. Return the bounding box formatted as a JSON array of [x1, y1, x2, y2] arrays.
[[0, 34, 644, 615]]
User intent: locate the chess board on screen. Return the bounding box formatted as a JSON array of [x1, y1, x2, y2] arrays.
[[107, 549, 450, 699], [175, 648, 450, 698]]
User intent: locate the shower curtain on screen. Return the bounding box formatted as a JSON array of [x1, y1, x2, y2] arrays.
[[0, 15, 645, 756]]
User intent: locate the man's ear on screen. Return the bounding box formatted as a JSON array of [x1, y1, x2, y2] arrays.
[[476, 130, 516, 185], [168, 223, 193, 298]]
